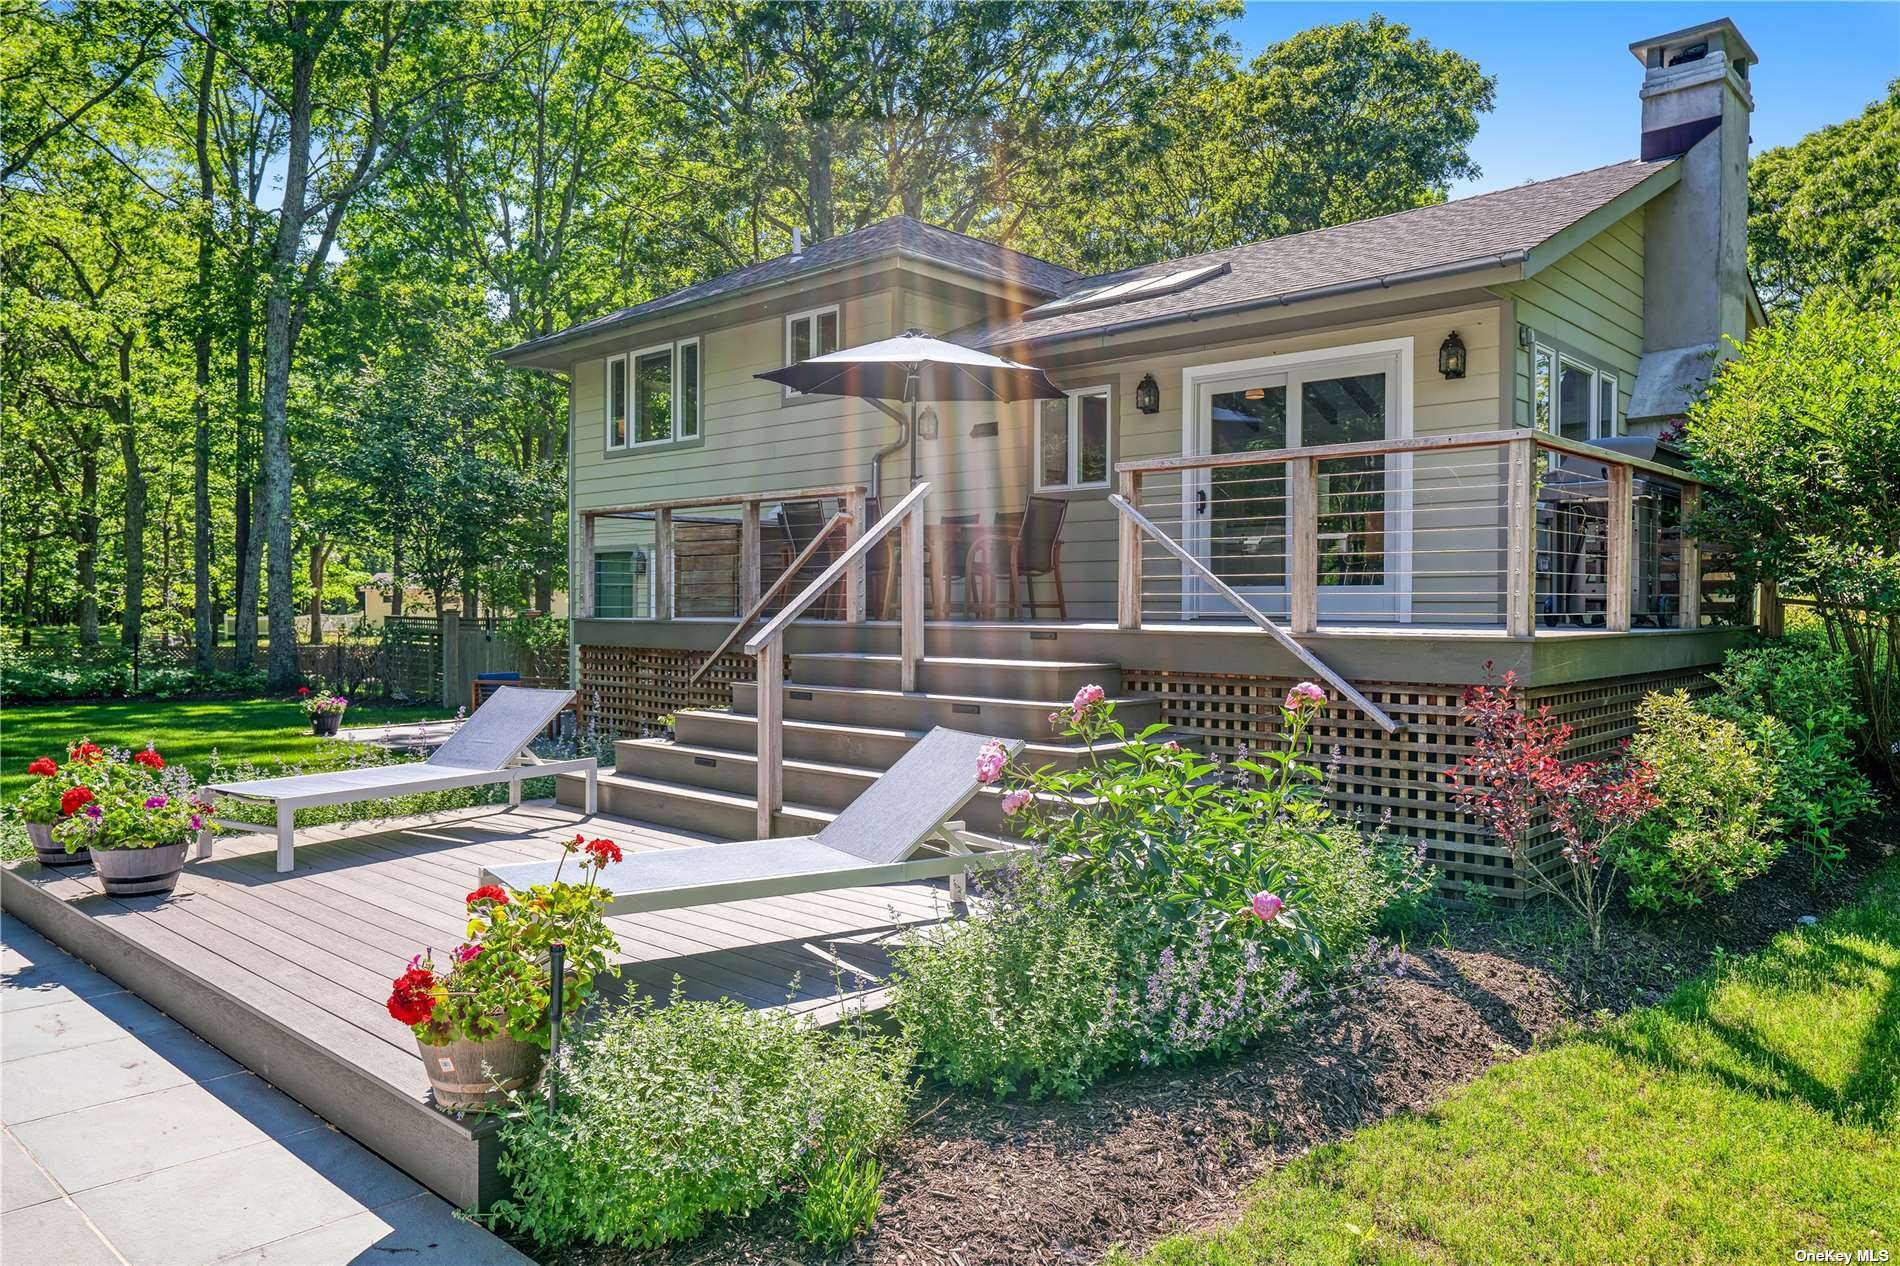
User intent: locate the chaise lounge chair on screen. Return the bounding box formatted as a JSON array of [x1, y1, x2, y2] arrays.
[[199, 686, 600, 874], [480, 727, 1027, 915]]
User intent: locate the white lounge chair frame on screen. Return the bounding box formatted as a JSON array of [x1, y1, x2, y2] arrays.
[[480, 727, 1028, 915], [199, 686, 599, 873]]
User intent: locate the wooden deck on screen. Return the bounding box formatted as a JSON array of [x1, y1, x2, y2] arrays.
[[0, 803, 952, 1210]]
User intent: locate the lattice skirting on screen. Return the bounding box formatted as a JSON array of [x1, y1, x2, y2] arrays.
[[578, 644, 758, 739], [1121, 665, 1715, 904]]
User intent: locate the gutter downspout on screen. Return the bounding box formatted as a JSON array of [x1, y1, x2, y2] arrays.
[[866, 397, 910, 521]]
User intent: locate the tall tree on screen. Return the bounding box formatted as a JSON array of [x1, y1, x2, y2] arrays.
[[1748, 81, 1900, 314]]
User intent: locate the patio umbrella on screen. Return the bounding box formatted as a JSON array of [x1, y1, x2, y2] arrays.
[[756, 328, 1067, 492]]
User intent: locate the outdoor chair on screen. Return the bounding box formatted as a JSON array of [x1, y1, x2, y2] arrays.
[[965, 494, 1070, 621], [777, 498, 844, 619], [481, 727, 1027, 915], [199, 686, 599, 874]]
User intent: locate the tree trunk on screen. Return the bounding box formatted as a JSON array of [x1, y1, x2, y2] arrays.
[[77, 450, 100, 645], [259, 13, 320, 692], [116, 337, 146, 650], [233, 292, 259, 667], [307, 539, 328, 645], [390, 533, 405, 616], [19, 544, 35, 647], [192, 41, 217, 672], [808, 119, 834, 240]]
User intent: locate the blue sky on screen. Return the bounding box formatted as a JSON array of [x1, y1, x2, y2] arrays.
[[1227, 2, 1899, 196]]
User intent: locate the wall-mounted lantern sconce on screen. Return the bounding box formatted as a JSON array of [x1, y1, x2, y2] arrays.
[[916, 405, 940, 439], [1438, 330, 1467, 380], [1135, 372, 1160, 415]]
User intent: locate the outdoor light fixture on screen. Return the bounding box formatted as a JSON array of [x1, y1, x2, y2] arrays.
[[916, 405, 940, 439], [969, 420, 999, 438], [1135, 372, 1160, 415], [1439, 330, 1468, 380]]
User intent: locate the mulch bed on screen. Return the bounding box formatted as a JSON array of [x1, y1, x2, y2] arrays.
[[546, 806, 1897, 1266]]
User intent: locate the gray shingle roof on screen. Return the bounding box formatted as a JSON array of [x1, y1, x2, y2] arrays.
[[498, 216, 1076, 362], [958, 160, 1676, 349]]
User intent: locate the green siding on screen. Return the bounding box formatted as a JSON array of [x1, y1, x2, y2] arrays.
[[1502, 209, 1646, 427]]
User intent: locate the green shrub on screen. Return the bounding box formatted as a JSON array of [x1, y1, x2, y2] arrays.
[[890, 860, 1127, 1100], [492, 991, 911, 1250], [796, 1149, 884, 1249], [1621, 691, 1782, 912], [1706, 641, 1875, 884]]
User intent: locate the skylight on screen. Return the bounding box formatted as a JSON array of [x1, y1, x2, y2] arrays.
[[1026, 261, 1231, 320]]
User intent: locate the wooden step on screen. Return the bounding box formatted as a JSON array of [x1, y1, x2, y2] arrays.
[[729, 681, 1161, 738], [555, 769, 832, 838], [664, 712, 1144, 772], [788, 653, 1120, 698]]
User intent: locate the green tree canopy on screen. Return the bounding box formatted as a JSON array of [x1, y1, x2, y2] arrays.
[[1748, 81, 1900, 313]]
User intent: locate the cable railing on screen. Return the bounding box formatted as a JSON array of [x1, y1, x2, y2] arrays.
[[1115, 429, 1715, 639]]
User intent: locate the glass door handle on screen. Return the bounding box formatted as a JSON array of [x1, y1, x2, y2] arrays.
[[1196, 488, 1208, 515]]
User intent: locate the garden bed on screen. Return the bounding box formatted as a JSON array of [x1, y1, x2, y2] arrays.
[[541, 812, 1892, 1266]]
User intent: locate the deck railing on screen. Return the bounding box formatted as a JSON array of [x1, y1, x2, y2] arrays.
[[574, 483, 868, 622], [1115, 429, 1715, 639], [743, 481, 932, 835]]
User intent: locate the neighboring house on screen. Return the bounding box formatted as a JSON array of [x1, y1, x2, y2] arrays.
[[498, 20, 1764, 901]]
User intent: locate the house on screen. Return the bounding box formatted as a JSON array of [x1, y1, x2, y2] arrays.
[[497, 19, 1764, 900]]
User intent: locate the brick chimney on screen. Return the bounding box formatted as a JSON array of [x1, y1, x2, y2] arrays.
[[1626, 18, 1759, 430]]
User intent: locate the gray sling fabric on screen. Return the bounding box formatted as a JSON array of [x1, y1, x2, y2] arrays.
[[426, 687, 574, 770], [814, 727, 1022, 863]]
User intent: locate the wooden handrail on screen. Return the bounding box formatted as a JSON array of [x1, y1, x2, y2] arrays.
[[1109, 493, 1402, 734], [685, 510, 854, 689], [746, 481, 931, 655], [1117, 428, 1701, 488], [747, 480, 932, 836]]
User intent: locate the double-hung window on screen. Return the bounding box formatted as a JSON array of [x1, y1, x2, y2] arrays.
[[1530, 342, 1619, 440], [604, 338, 701, 451], [1035, 385, 1112, 492], [783, 305, 840, 397]]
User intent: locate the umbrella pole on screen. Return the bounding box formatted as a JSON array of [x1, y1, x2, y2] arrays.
[[908, 397, 920, 489]]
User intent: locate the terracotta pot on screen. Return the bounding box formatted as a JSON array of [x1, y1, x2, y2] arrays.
[[418, 1034, 545, 1112], [90, 841, 189, 898], [27, 822, 89, 868], [311, 712, 342, 737]]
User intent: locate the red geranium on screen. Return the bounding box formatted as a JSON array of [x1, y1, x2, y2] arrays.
[[60, 786, 94, 816], [297, 686, 311, 696], [133, 749, 164, 770], [68, 741, 102, 763], [465, 884, 510, 908], [386, 967, 438, 1026], [27, 757, 57, 777], [583, 837, 623, 868]]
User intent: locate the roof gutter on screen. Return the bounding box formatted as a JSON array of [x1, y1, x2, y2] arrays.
[[986, 250, 1531, 351]]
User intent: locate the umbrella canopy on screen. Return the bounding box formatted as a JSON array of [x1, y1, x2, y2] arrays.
[[754, 328, 1066, 403]]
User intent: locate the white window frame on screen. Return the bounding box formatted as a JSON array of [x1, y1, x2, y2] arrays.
[[1035, 384, 1113, 492], [1532, 342, 1620, 440], [604, 353, 630, 451], [676, 336, 701, 439], [607, 340, 701, 450], [783, 303, 841, 398]]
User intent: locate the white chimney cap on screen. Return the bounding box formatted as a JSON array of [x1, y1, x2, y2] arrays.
[[1629, 18, 1757, 68]]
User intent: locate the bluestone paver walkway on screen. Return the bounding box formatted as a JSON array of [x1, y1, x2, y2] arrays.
[[1, 919, 532, 1266]]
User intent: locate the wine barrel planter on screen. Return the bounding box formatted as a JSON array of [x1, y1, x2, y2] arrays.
[[418, 1034, 544, 1112], [26, 822, 88, 868], [90, 842, 189, 897]]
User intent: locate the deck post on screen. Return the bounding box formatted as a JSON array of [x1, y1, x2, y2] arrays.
[[275, 802, 295, 873], [1288, 456, 1319, 636], [1117, 469, 1143, 630], [843, 488, 867, 623], [1679, 483, 1701, 629], [653, 508, 674, 621], [1505, 436, 1537, 638], [1759, 578, 1784, 637], [739, 500, 761, 614], [575, 512, 596, 618], [899, 502, 925, 691], [755, 645, 783, 837], [1605, 461, 1633, 633]]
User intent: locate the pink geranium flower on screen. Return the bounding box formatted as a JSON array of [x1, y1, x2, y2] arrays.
[[1000, 788, 1033, 816], [1284, 682, 1327, 712], [1250, 891, 1285, 922], [974, 740, 1008, 785]]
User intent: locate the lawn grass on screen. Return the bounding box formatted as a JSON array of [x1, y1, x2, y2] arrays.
[[0, 696, 454, 801], [1129, 860, 1900, 1266]]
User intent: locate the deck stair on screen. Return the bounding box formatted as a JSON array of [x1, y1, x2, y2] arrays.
[[557, 652, 1167, 837]]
